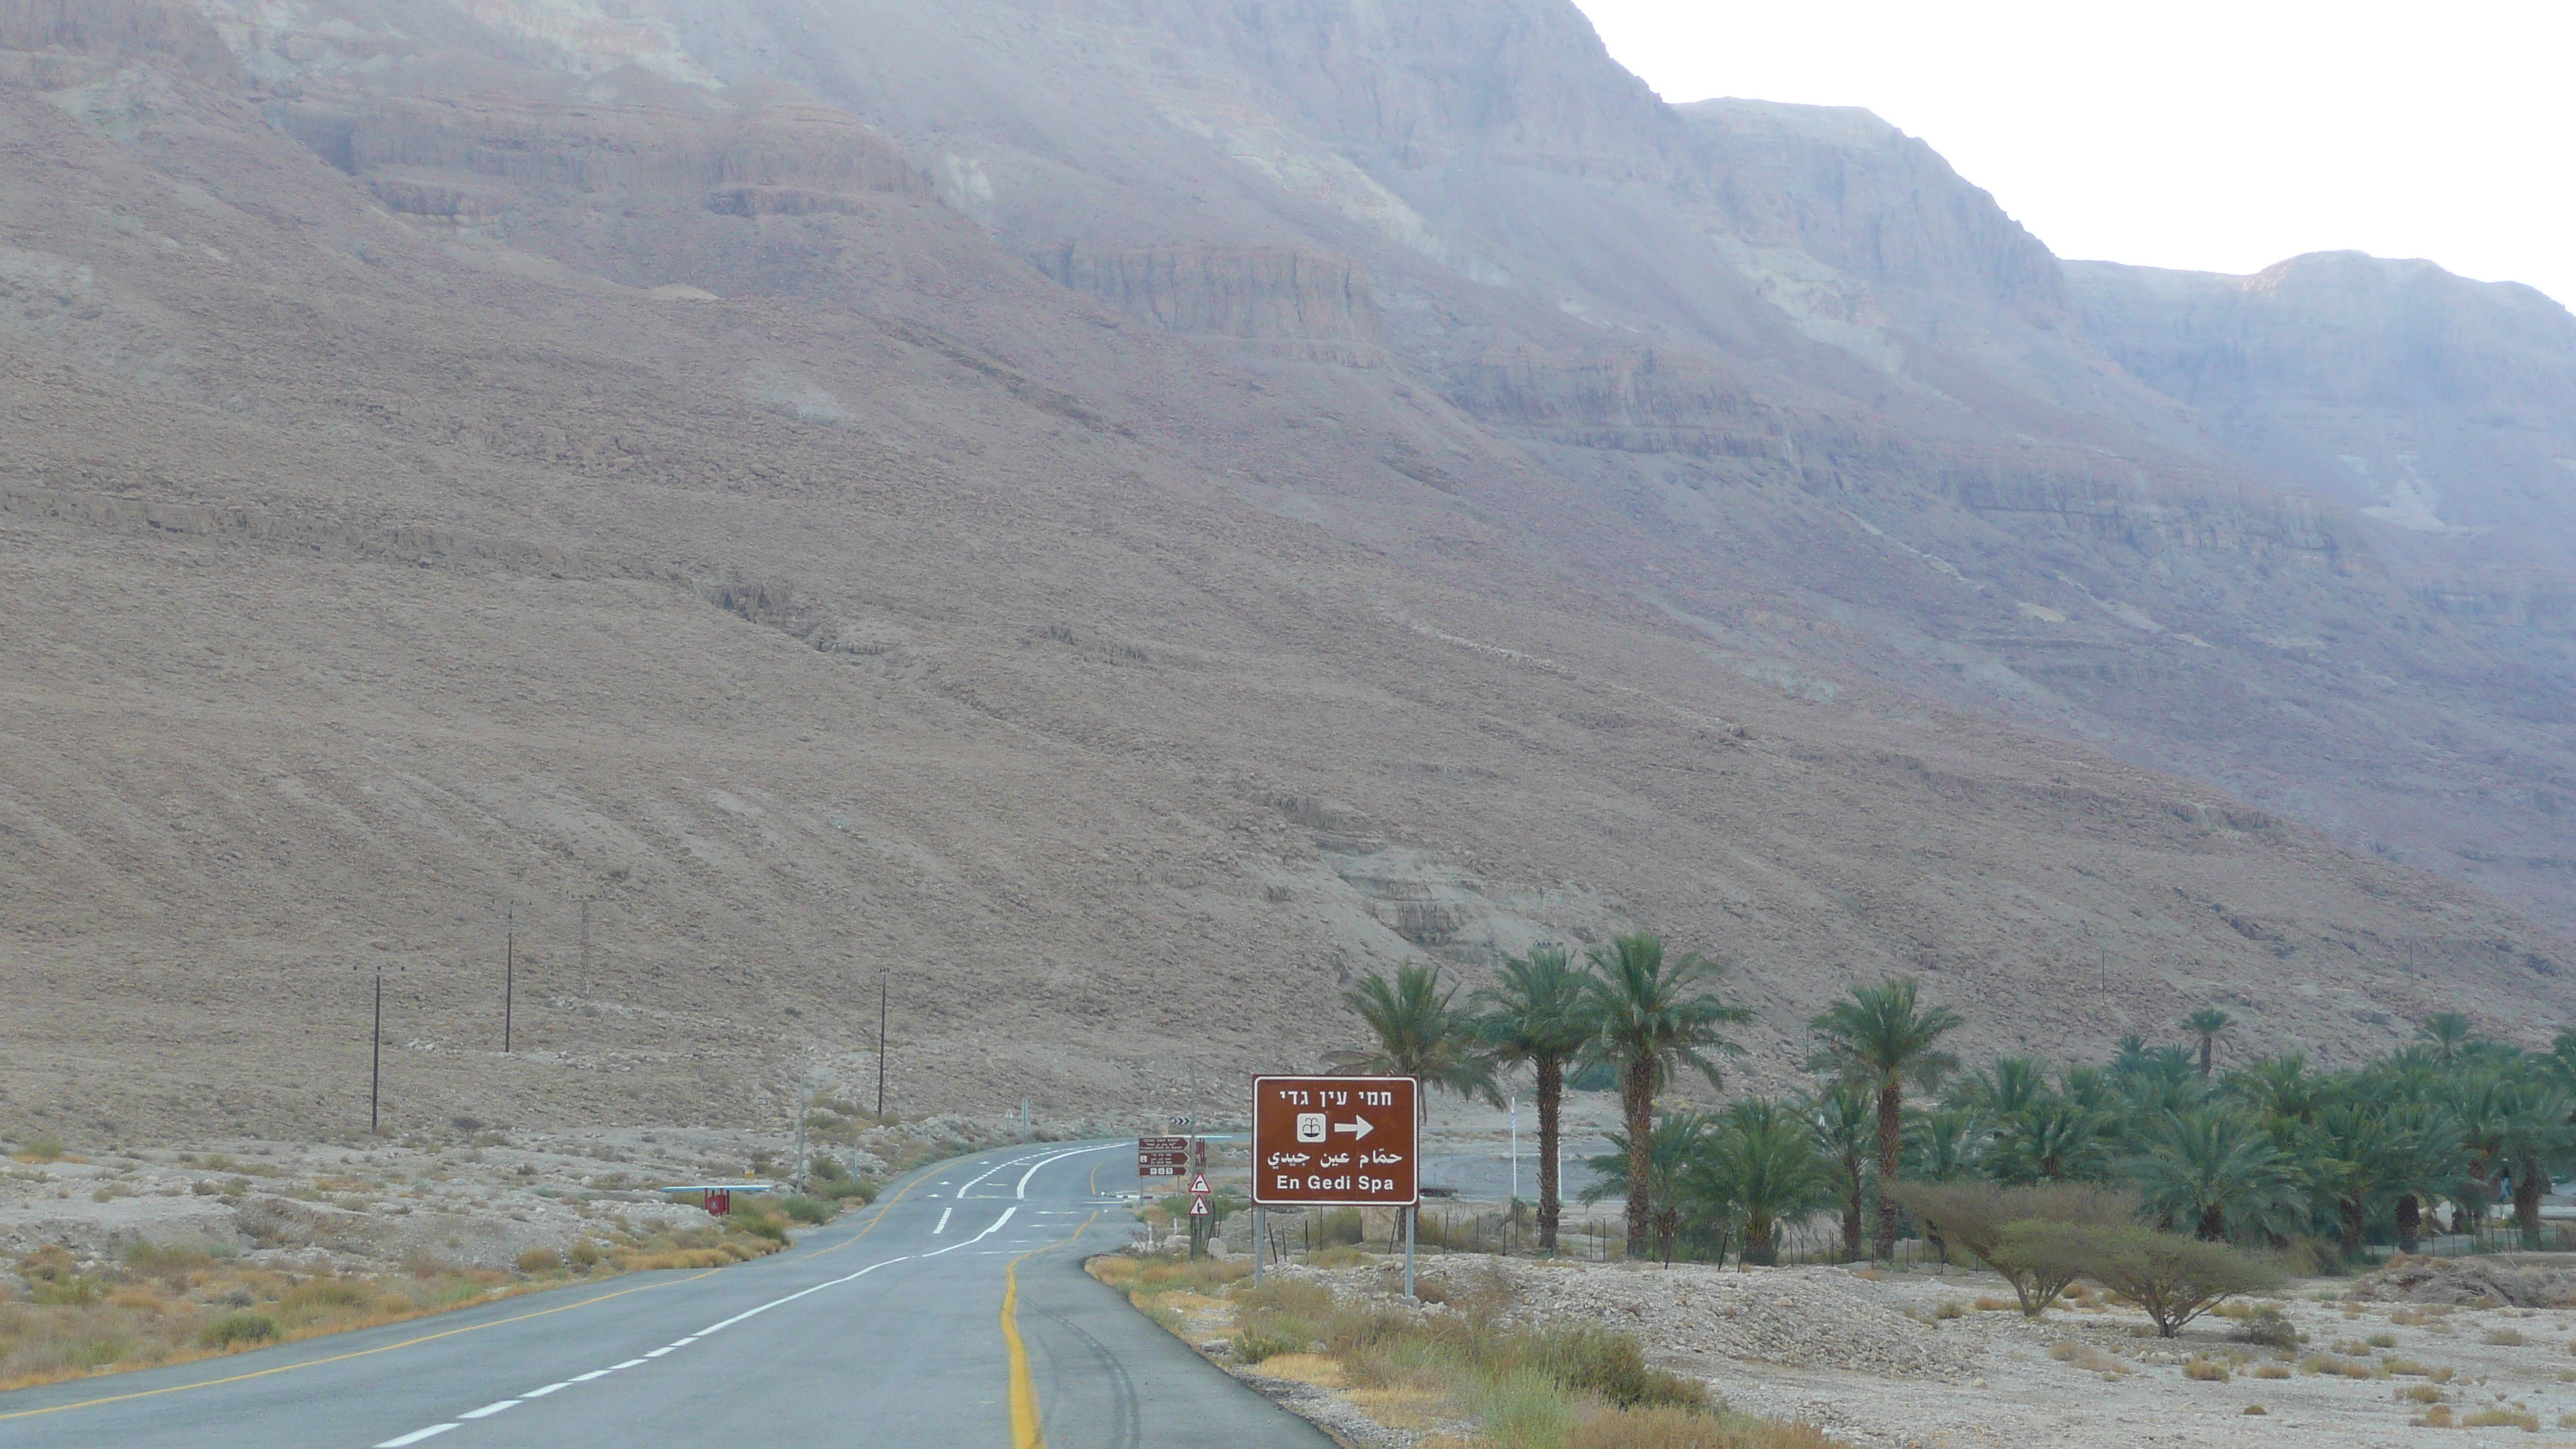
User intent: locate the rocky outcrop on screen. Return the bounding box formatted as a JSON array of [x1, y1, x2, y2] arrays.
[[1032, 243, 1381, 361], [276, 94, 925, 213], [1441, 347, 1796, 464], [1681, 98, 2065, 313], [0, 0, 234, 84]]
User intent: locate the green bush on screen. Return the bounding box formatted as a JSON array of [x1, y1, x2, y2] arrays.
[[1894, 1183, 2133, 1317], [200, 1312, 279, 1348], [781, 1196, 833, 1225], [1231, 1328, 1303, 1364], [515, 1248, 564, 1274]]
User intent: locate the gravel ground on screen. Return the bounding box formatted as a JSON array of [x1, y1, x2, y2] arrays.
[[1231, 1252, 2576, 1447]]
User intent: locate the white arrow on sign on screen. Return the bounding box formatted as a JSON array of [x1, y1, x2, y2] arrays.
[[1189, 1174, 1211, 1195], [1331, 1118, 1375, 1140]]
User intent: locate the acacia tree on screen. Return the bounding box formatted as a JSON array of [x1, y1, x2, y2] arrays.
[[1810, 978, 1962, 1260], [1583, 933, 1749, 1258], [2184, 1009, 2234, 1077], [1330, 962, 1499, 1118], [1475, 946, 1595, 1251]]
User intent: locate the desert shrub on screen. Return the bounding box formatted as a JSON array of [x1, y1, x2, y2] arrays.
[[1231, 1328, 1304, 1365], [2232, 1305, 2303, 1348], [199, 1311, 279, 1348], [2010, 1224, 2281, 1338], [568, 1240, 604, 1269], [1892, 1183, 2132, 1317], [2366, 1331, 2396, 1348], [2252, 1362, 2290, 1379], [2485, 1327, 2527, 1346], [1532, 1324, 1708, 1410], [2401, 1383, 2444, 1403], [16, 1138, 67, 1163], [2182, 1355, 2231, 1381], [515, 1248, 563, 1275], [283, 1278, 368, 1310], [781, 1196, 832, 1225], [2463, 1408, 2539, 1430]]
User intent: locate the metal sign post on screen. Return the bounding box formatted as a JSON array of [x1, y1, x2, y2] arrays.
[[1252, 1075, 1420, 1297]]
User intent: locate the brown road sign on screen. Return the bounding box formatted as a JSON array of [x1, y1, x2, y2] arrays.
[[1252, 1075, 1417, 1206], [1139, 1136, 1188, 1177]]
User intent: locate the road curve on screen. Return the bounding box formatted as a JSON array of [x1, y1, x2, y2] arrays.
[[0, 1141, 1332, 1448]]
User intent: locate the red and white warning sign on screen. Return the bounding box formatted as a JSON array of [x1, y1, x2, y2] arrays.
[[1188, 1174, 1211, 1196], [1187, 1195, 1211, 1216]]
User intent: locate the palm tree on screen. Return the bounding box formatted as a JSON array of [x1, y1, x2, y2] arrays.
[[1688, 1099, 1834, 1266], [1986, 1095, 2117, 1185], [2418, 1012, 2476, 1067], [1475, 946, 1595, 1252], [1950, 1055, 2049, 1118], [1582, 1112, 1715, 1262], [1330, 963, 1500, 1115], [1583, 933, 1750, 1257], [2126, 1107, 2307, 1242], [1805, 1082, 1874, 1261], [2184, 1008, 2234, 1077], [1809, 978, 1962, 1260]]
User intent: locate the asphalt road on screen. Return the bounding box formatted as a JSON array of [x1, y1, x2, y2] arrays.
[[0, 1142, 1332, 1449]]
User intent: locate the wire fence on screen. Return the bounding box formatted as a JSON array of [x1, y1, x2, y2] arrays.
[[1273, 1204, 2576, 1270]]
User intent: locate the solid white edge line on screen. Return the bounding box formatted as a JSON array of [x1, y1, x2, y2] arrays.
[[457, 1400, 519, 1420], [920, 1205, 1016, 1258], [374, 1426, 459, 1447], [696, 1254, 911, 1335], [1012, 1142, 1123, 1200]]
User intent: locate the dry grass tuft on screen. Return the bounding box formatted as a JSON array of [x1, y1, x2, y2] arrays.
[[2181, 1355, 2230, 1382], [2462, 1407, 2540, 1430], [1569, 1405, 1845, 1448]]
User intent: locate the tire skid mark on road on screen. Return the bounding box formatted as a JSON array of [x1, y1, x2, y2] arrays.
[[1002, 1208, 1103, 1449]]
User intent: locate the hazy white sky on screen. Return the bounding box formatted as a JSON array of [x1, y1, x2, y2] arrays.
[[1571, 1, 2575, 307]]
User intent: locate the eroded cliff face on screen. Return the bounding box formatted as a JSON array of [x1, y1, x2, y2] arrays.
[[1031, 243, 1382, 361], [0, 0, 2571, 1142], [2069, 253, 2576, 581]]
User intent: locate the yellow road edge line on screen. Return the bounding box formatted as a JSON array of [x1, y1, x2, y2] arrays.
[[1002, 1209, 1099, 1449], [0, 1150, 944, 1423]]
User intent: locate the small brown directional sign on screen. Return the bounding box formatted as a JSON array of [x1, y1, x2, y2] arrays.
[[1139, 1135, 1189, 1177], [1252, 1075, 1417, 1206]]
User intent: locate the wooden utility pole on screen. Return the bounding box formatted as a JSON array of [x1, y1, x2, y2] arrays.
[[875, 963, 891, 1119]]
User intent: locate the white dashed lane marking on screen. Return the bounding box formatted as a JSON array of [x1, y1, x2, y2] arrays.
[[367, 1146, 1116, 1448]]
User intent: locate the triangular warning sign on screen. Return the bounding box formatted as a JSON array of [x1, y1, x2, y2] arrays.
[[1188, 1195, 1211, 1215], [1189, 1174, 1211, 1195]]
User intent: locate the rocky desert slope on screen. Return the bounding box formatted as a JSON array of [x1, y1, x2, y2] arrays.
[[1, 0, 2571, 1143]]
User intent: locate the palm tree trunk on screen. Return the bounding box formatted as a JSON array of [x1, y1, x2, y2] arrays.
[[1872, 1082, 1903, 1261], [2196, 1203, 2227, 1242], [1622, 1055, 1654, 1258], [2395, 1194, 2422, 1253], [1536, 1054, 1563, 1252], [1840, 1153, 1864, 1261], [2516, 1155, 2547, 1251], [1745, 1213, 1775, 1267], [2198, 1037, 2213, 1077], [2338, 1197, 2366, 1257]]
